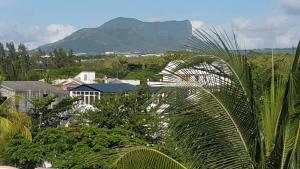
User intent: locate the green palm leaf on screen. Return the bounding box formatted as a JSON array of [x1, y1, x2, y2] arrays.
[[280, 47, 300, 169], [111, 147, 187, 169], [0, 96, 32, 141], [159, 29, 258, 168], [0, 117, 13, 139]]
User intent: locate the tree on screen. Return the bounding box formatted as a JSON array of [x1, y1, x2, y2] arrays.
[[50, 48, 76, 69], [0, 42, 34, 80], [8, 126, 145, 169], [0, 97, 32, 141], [75, 86, 164, 143], [110, 30, 300, 169], [18, 44, 31, 80], [30, 95, 80, 130], [0, 96, 32, 165]]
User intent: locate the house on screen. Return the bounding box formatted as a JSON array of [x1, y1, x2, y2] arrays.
[[0, 81, 67, 112], [148, 60, 231, 88], [74, 71, 96, 84], [103, 76, 140, 86], [69, 83, 138, 105], [52, 71, 96, 90], [53, 78, 84, 90]]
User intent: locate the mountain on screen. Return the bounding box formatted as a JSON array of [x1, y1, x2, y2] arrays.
[[37, 17, 193, 55]]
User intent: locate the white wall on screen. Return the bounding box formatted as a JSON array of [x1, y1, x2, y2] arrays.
[[75, 72, 96, 84]]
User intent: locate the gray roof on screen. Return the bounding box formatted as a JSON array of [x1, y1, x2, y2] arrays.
[[1, 81, 65, 94]]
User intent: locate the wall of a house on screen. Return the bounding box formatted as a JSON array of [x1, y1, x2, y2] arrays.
[[75, 72, 95, 84]]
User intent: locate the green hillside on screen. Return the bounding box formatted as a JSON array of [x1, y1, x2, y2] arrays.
[[38, 17, 193, 54]]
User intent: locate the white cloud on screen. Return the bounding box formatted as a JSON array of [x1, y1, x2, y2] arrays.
[[279, 0, 300, 14], [45, 24, 76, 43], [0, 23, 76, 49], [190, 20, 204, 32], [191, 15, 300, 49], [230, 15, 300, 49], [0, 16, 299, 50]]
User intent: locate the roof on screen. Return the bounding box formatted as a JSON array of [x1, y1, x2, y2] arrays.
[[1, 81, 65, 94], [160, 60, 184, 75], [70, 83, 138, 93]]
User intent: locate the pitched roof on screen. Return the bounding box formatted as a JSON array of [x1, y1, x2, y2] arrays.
[[70, 83, 138, 93], [1, 81, 65, 93]]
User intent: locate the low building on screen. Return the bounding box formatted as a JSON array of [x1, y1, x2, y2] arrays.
[[148, 60, 231, 88], [52, 71, 96, 90], [0, 81, 67, 112], [69, 83, 138, 105], [103, 76, 140, 86]]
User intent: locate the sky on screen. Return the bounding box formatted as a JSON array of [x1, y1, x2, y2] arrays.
[[0, 0, 300, 49]]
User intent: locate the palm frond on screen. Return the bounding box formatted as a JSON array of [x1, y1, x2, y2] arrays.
[[110, 147, 187, 169], [262, 72, 289, 157], [280, 114, 300, 169], [186, 28, 254, 104], [161, 28, 258, 168], [279, 49, 300, 168], [167, 86, 255, 169], [0, 117, 13, 139], [0, 96, 32, 141], [269, 41, 300, 168]]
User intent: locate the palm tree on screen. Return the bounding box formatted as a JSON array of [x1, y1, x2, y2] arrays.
[[110, 29, 300, 169], [0, 96, 32, 141], [0, 96, 32, 164]]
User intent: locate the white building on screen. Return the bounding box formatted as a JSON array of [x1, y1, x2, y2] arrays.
[[74, 71, 96, 84], [148, 60, 231, 88], [52, 71, 97, 90], [69, 83, 138, 105], [103, 76, 140, 86]]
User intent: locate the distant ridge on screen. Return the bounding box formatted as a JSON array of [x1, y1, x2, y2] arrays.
[[37, 17, 193, 55]]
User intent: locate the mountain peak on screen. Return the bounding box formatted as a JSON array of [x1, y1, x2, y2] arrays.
[[100, 17, 143, 28], [38, 17, 192, 54], [110, 17, 141, 22]]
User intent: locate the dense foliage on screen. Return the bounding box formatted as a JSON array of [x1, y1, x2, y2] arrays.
[[1, 85, 187, 168], [109, 30, 300, 169], [30, 95, 80, 130], [0, 97, 32, 165], [8, 127, 145, 169], [1, 38, 299, 169], [0, 43, 169, 82], [75, 86, 166, 144]]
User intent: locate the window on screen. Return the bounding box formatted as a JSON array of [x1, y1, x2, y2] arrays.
[[84, 74, 87, 81], [85, 96, 89, 104], [90, 96, 94, 104]]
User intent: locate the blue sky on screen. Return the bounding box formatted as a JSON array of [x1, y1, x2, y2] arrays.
[[0, 0, 300, 49]]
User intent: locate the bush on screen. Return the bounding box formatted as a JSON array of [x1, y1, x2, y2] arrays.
[[8, 127, 145, 169]]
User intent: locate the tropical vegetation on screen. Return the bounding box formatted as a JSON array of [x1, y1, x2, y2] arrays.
[[1, 29, 300, 169], [0, 95, 32, 164], [108, 30, 300, 169]]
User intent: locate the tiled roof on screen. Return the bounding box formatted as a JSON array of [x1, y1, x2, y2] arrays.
[[1, 81, 65, 93]]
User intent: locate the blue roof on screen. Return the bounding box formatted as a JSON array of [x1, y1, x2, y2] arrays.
[[70, 83, 138, 93]]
